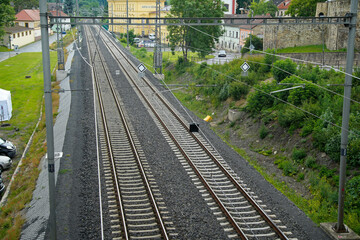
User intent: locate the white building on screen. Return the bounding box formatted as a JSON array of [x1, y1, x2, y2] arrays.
[[222, 0, 236, 15], [49, 11, 71, 32]]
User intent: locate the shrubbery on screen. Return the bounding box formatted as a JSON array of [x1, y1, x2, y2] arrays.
[[272, 59, 297, 82]]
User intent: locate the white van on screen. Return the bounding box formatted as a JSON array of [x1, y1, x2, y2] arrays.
[[149, 33, 156, 40]]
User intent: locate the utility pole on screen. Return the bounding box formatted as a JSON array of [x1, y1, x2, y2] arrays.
[[76, 0, 79, 45], [153, 0, 162, 74], [334, 0, 358, 233], [39, 0, 57, 239], [126, 0, 129, 48]]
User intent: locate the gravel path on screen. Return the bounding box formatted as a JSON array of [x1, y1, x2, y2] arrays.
[[20, 42, 74, 240]]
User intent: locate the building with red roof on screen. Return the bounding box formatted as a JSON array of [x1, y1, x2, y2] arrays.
[[275, 0, 291, 17], [15, 9, 42, 40]]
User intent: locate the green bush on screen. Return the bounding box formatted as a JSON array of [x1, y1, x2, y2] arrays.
[[305, 156, 317, 169], [325, 133, 341, 163], [297, 172, 305, 181], [229, 81, 249, 100], [245, 82, 276, 113], [292, 148, 307, 163], [348, 134, 360, 167], [259, 124, 269, 139], [218, 83, 230, 101], [241, 34, 263, 54], [319, 166, 336, 179], [263, 49, 277, 72], [279, 160, 298, 176], [272, 59, 297, 82], [346, 176, 360, 210], [301, 120, 315, 137], [278, 107, 305, 129], [284, 77, 318, 106]]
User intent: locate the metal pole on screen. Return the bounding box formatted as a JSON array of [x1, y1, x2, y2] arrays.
[[126, 0, 129, 48], [334, 0, 358, 233], [250, 9, 252, 55], [39, 0, 57, 239], [76, 0, 79, 45]]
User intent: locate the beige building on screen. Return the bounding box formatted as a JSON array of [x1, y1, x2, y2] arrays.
[[2, 26, 35, 49], [107, 0, 166, 37]]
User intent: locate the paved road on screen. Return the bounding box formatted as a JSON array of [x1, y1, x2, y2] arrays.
[[198, 50, 241, 65], [0, 34, 58, 62]]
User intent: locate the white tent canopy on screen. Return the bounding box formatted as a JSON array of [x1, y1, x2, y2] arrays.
[[0, 88, 12, 121]]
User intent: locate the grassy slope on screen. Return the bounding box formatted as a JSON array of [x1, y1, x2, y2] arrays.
[[276, 45, 346, 53], [0, 52, 57, 239]]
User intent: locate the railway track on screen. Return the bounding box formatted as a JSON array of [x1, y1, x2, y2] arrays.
[[91, 26, 296, 240], [84, 25, 177, 240]]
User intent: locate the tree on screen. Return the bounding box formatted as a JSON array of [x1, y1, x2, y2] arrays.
[[13, 0, 38, 12], [64, 0, 74, 15], [286, 0, 327, 17], [0, 0, 15, 41], [236, 0, 252, 13], [241, 34, 263, 54], [167, 0, 224, 61], [250, 0, 278, 17]]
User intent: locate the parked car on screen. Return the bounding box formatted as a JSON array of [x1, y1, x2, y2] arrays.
[[149, 33, 156, 40], [134, 38, 140, 43], [218, 50, 227, 57], [0, 156, 12, 171], [137, 40, 155, 48], [0, 137, 16, 158], [0, 175, 5, 197]]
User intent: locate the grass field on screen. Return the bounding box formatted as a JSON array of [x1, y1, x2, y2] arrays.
[[0, 52, 57, 136], [0, 46, 12, 52], [276, 44, 347, 53], [0, 52, 58, 239]]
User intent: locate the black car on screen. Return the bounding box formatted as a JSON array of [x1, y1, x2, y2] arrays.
[[0, 137, 16, 158]]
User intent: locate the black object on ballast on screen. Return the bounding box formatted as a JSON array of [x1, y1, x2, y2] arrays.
[[189, 123, 199, 132]]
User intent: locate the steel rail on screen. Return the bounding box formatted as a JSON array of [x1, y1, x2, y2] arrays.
[[99, 29, 249, 239], [100, 27, 289, 239], [84, 26, 129, 240], [86, 25, 170, 240]]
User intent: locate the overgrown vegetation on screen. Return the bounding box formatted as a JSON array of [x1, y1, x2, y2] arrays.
[[158, 49, 360, 234]]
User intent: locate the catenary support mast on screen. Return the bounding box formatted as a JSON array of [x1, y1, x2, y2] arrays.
[[39, 0, 57, 239], [335, 0, 359, 233]]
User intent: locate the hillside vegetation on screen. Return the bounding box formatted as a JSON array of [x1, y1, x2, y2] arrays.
[[162, 52, 360, 234]]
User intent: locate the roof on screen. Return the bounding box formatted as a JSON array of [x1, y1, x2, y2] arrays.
[[49, 10, 69, 17], [5, 25, 34, 34], [223, 14, 267, 29], [16, 9, 40, 22], [278, 0, 291, 10]]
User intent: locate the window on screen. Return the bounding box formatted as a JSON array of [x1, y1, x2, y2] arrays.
[[25, 23, 29, 28], [13, 34, 15, 39], [26, 31, 28, 36], [236, 32, 238, 38], [29, 31, 31, 34], [224, 4, 229, 11], [22, 32, 24, 36], [17, 33, 20, 37]]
